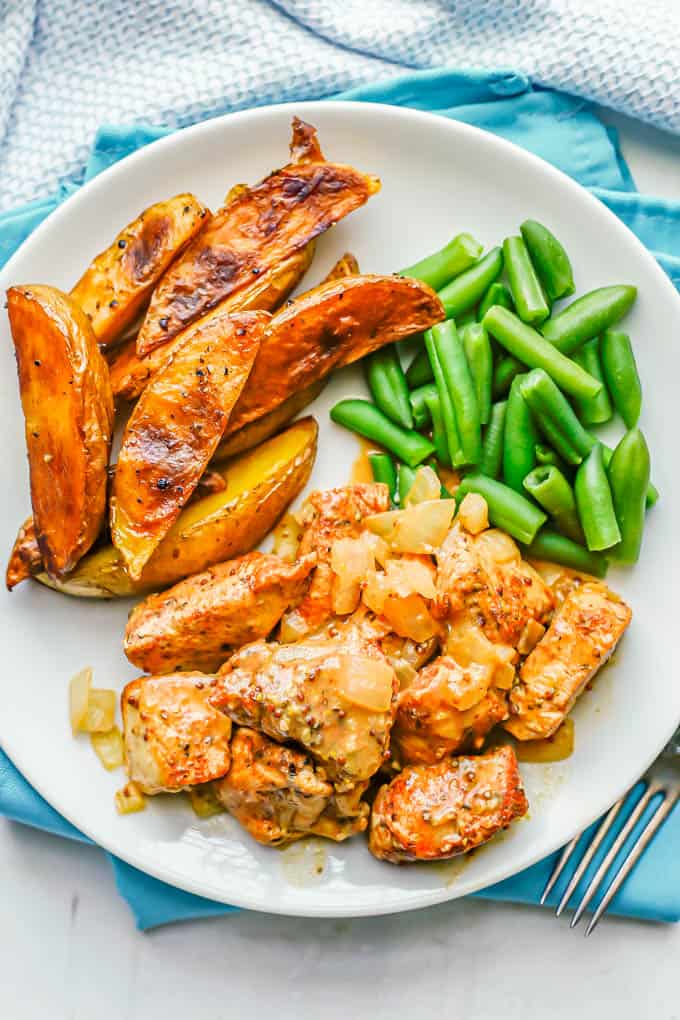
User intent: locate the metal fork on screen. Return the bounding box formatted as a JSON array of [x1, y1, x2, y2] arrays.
[[541, 730, 680, 935]]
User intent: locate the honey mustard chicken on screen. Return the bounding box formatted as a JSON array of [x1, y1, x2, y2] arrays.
[[391, 522, 554, 764], [369, 745, 528, 863], [124, 550, 316, 674], [505, 580, 632, 741], [121, 673, 232, 794], [280, 482, 390, 637], [210, 625, 397, 790], [214, 727, 368, 846]]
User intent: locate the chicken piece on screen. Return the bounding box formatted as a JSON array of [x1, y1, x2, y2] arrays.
[[211, 629, 397, 789], [280, 483, 390, 637], [505, 581, 632, 741], [369, 745, 528, 863], [214, 728, 368, 846], [121, 673, 232, 794], [124, 551, 316, 674], [435, 524, 554, 647]]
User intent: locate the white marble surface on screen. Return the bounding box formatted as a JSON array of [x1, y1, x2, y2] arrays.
[[2, 110, 679, 1020]]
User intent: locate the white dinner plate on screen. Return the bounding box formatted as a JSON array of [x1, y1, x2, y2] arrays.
[[1, 101, 679, 917]]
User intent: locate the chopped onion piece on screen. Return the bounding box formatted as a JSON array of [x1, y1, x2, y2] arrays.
[[366, 500, 456, 553], [404, 465, 441, 506], [326, 654, 395, 713], [383, 557, 436, 599], [517, 619, 546, 656], [458, 492, 489, 535], [278, 609, 310, 643], [271, 512, 303, 563], [392, 659, 417, 689], [382, 593, 439, 643], [115, 781, 146, 815], [90, 726, 124, 770], [69, 666, 92, 734], [189, 784, 226, 818], [331, 533, 376, 615], [85, 689, 117, 733]]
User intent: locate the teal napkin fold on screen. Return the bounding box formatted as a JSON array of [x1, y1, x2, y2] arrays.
[[1, 67, 679, 929]]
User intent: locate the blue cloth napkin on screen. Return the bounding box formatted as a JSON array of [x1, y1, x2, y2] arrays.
[[1, 68, 680, 929]]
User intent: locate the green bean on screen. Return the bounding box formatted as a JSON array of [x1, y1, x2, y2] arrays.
[[571, 337, 613, 426], [455, 474, 547, 545], [522, 529, 608, 578], [519, 368, 595, 465], [492, 355, 524, 398], [365, 347, 413, 429], [330, 399, 435, 468], [523, 465, 584, 543], [479, 400, 507, 479], [607, 428, 650, 563], [429, 320, 482, 466], [425, 391, 451, 468], [369, 452, 398, 503], [400, 232, 483, 291], [520, 220, 575, 301], [599, 442, 658, 509], [406, 347, 434, 388], [461, 322, 493, 424], [541, 285, 637, 354], [600, 329, 642, 428], [535, 443, 569, 475], [503, 375, 538, 492], [398, 464, 417, 506], [483, 306, 602, 400], [424, 329, 464, 466], [503, 235, 550, 325], [409, 382, 437, 429], [574, 443, 621, 551], [478, 281, 514, 323], [456, 307, 477, 327], [438, 247, 503, 319]]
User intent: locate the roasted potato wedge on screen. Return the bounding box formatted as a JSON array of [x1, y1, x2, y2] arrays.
[[36, 417, 318, 597], [107, 242, 315, 402], [321, 252, 360, 282], [124, 550, 316, 673], [6, 516, 41, 590], [211, 378, 326, 463], [7, 285, 114, 578], [224, 274, 444, 436], [110, 309, 267, 579], [135, 118, 379, 356], [71, 194, 208, 348]]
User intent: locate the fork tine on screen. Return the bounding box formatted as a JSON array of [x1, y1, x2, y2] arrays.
[[570, 782, 657, 928], [540, 834, 580, 905], [554, 798, 625, 917], [585, 789, 679, 936]]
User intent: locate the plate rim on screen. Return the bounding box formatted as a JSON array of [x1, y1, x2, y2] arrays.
[[1, 98, 679, 917]]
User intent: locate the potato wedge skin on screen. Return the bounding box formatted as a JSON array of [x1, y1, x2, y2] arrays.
[[211, 378, 326, 463], [7, 285, 114, 578], [124, 550, 316, 673], [110, 309, 267, 579], [71, 194, 207, 348], [36, 417, 318, 597], [322, 252, 360, 282], [136, 139, 379, 354], [6, 516, 41, 590], [108, 243, 315, 402], [225, 274, 444, 435]]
